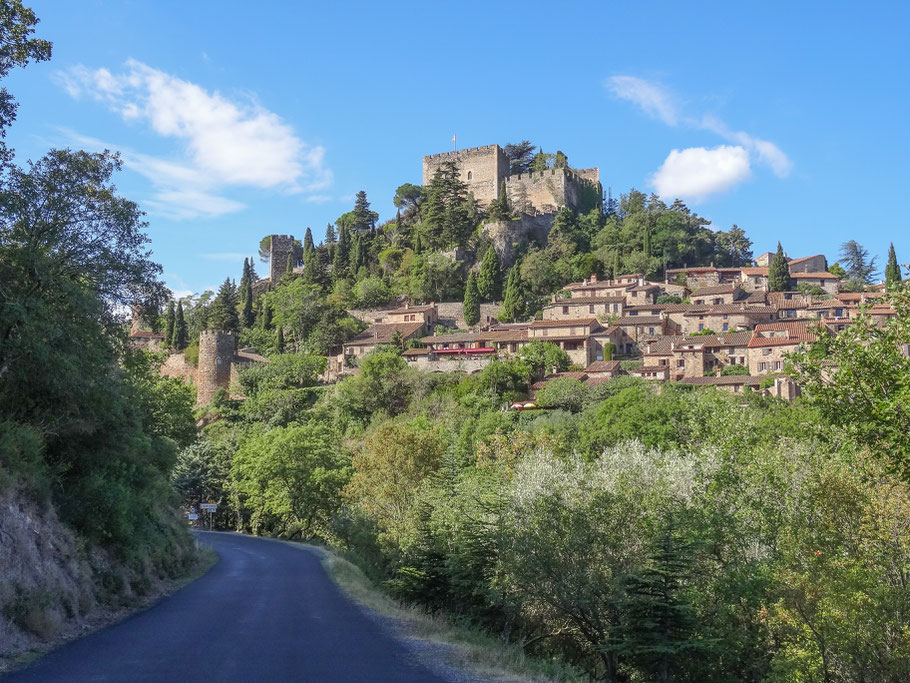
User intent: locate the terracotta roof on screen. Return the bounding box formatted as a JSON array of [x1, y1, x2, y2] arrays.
[[403, 347, 430, 356], [617, 315, 663, 325], [624, 305, 668, 313], [345, 322, 425, 346], [235, 349, 269, 363], [530, 317, 601, 329], [748, 335, 815, 347], [791, 271, 839, 280], [683, 305, 774, 316], [768, 292, 809, 309], [753, 321, 815, 334], [421, 332, 480, 344], [691, 284, 738, 296], [836, 291, 886, 303], [630, 284, 660, 292], [586, 360, 621, 373], [680, 375, 763, 386], [788, 254, 825, 266], [661, 304, 709, 313], [740, 267, 769, 276], [745, 291, 769, 304], [551, 295, 626, 304], [485, 330, 529, 343], [387, 304, 437, 314], [633, 365, 670, 374], [666, 267, 742, 274]]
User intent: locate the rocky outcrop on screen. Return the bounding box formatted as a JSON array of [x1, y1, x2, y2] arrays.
[[481, 213, 553, 269]]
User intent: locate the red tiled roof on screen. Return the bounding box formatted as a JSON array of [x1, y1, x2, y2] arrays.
[[586, 360, 621, 373], [680, 375, 763, 386], [530, 317, 601, 328], [690, 284, 738, 296], [345, 322, 425, 346], [551, 296, 626, 304], [748, 335, 815, 347], [787, 254, 825, 266], [791, 271, 839, 280]]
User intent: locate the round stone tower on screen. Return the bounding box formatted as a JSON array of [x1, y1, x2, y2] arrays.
[[196, 330, 236, 405]]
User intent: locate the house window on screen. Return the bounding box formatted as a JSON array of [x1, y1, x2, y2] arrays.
[[649, 327, 655, 335], [467, 171, 472, 180], [758, 362, 769, 372], [562, 306, 569, 315], [698, 324, 704, 331], [589, 304, 595, 314], [613, 304, 619, 312], [723, 314, 728, 320], [773, 361, 782, 371], [723, 323, 729, 331], [677, 359, 685, 368], [762, 348, 772, 356]]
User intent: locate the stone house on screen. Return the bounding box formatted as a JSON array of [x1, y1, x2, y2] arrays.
[[615, 315, 667, 344], [542, 295, 625, 320], [690, 284, 746, 306], [747, 321, 819, 375], [787, 254, 828, 273], [339, 321, 426, 369], [528, 318, 603, 366], [790, 271, 839, 294], [664, 266, 741, 290], [679, 374, 763, 394], [626, 284, 661, 305], [630, 364, 671, 381], [682, 305, 776, 334], [385, 303, 439, 326], [584, 360, 623, 379]]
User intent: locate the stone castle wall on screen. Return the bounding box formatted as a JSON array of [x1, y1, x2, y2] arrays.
[[422, 144, 508, 206], [196, 330, 237, 405]]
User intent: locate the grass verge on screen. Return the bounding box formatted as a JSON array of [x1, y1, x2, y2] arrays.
[[319, 548, 582, 682]]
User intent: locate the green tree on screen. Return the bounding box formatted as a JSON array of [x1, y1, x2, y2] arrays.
[[232, 422, 350, 539], [163, 300, 176, 349], [420, 161, 475, 249], [463, 272, 480, 327], [333, 224, 351, 280], [303, 226, 314, 253], [393, 182, 423, 220], [500, 265, 526, 321], [768, 242, 792, 292], [208, 278, 240, 333], [241, 274, 254, 329], [839, 239, 879, 284], [477, 246, 501, 301], [503, 140, 536, 174], [516, 340, 571, 381], [351, 190, 375, 231], [885, 242, 902, 290], [487, 180, 512, 222], [172, 300, 189, 350]]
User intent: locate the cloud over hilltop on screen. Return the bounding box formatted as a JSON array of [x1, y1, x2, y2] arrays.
[[605, 75, 791, 202], [55, 59, 332, 219]]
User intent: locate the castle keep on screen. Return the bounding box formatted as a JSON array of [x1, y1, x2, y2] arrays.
[[422, 144, 600, 215]]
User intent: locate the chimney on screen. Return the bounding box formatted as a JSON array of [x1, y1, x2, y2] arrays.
[[590, 273, 598, 283], [404, 302, 409, 309]]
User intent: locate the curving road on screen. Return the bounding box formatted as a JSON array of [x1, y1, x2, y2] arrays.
[[7, 532, 451, 682]]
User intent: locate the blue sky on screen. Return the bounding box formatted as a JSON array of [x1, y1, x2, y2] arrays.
[[6, 1, 909, 295]]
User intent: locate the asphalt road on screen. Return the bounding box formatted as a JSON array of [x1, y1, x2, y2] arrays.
[[7, 532, 452, 682]]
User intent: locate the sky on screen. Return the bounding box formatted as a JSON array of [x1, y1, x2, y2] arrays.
[[5, 1, 910, 295]]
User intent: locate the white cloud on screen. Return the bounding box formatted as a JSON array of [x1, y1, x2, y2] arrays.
[[54, 59, 333, 219], [698, 115, 792, 178], [606, 75, 678, 125], [650, 145, 752, 201], [605, 75, 792, 183]]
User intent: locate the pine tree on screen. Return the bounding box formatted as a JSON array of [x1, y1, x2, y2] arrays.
[[303, 227, 314, 254], [302, 247, 325, 287], [352, 190, 372, 231], [163, 300, 176, 349], [209, 278, 240, 333], [500, 265, 525, 321], [768, 242, 792, 292], [478, 247, 501, 301], [488, 180, 512, 221], [173, 300, 189, 350], [463, 272, 480, 327], [608, 520, 700, 683], [885, 242, 902, 290]]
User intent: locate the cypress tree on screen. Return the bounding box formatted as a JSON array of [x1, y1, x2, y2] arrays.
[[885, 242, 902, 290], [613, 250, 622, 280], [276, 325, 285, 353], [478, 247, 501, 301], [500, 265, 525, 321], [463, 272, 480, 327], [303, 227, 315, 254], [333, 225, 350, 280], [643, 228, 651, 257], [239, 258, 251, 302], [173, 301, 189, 350], [260, 299, 273, 330], [241, 277, 254, 328], [351, 231, 364, 276], [768, 242, 792, 292], [163, 300, 175, 349]]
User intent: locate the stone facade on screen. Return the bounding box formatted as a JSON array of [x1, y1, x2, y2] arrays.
[[269, 234, 297, 284], [423, 145, 509, 206], [422, 144, 600, 215], [196, 330, 237, 405]]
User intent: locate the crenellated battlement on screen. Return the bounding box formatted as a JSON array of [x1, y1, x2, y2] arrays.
[[422, 144, 502, 162]]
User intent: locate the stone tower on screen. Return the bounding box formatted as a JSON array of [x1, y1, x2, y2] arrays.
[[269, 234, 296, 283], [422, 145, 509, 206], [196, 330, 236, 405]]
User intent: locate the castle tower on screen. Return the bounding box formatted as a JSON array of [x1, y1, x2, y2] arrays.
[[196, 330, 236, 405], [268, 234, 296, 283], [422, 144, 509, 206]]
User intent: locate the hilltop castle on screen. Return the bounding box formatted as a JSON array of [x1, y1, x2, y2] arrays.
[[422, 144, 601, 216]]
